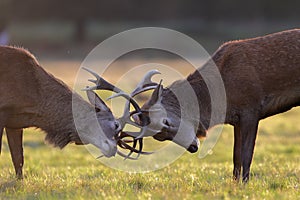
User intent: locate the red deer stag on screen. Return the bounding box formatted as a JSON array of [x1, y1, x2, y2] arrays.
[[138, 29, 300, 182], [0, 46, 119, 178]]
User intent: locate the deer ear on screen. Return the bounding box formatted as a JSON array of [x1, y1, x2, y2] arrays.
[[148, 82, 163, 106], [86, 90, 110, 112]]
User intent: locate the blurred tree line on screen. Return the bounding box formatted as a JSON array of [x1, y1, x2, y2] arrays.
[[0, 0, 299, 42]]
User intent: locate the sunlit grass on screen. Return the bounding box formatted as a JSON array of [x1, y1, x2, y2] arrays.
[[0, 61, 299, 199], [1, 109, 299, 199]]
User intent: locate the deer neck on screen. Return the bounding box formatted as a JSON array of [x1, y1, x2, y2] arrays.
[[35, 73, 82, 148], [162, 77, 211, 131], [188, 76, 212, 129], [187, 65, 227, 129]]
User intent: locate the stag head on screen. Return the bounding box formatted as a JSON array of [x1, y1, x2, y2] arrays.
[[83, 67, 160, 159], [136, 80, 200, 153], [72, 89, 118, 157], [83, 67, 200, 159]]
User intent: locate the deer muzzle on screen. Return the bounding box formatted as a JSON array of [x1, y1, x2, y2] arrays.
[[100, 139, 118, 157]]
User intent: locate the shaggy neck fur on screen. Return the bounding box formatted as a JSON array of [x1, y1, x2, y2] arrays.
[[34, 67, 84, 148], [161, 75, 211, 132], [162, 57, 228, 136]]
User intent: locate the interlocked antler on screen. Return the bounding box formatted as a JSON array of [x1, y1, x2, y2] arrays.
[[83, 67, 142, 113], [114, 70, 161, 159], [82, 67, 160, 160], [115, 70, 161, 132]]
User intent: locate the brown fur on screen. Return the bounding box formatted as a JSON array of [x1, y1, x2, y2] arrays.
[[0, 46, 116, 178], [150, 29, 300, 182], [0, 46, 83, 148]]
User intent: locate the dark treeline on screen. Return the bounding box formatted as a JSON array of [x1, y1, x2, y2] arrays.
[[0, 0, 299, 43], [9, 0, 300, 21]]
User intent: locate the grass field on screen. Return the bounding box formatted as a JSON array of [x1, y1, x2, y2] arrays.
[[0, 60, 299, 199]]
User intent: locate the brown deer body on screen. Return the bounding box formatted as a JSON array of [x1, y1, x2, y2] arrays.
[[141, 29, 300, 182], [0, 46, 118, 178]]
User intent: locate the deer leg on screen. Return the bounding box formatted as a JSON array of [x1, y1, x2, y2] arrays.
[[239, 115, 259, 183], [0, 127, 3, 154], [233, 124, 242, 181], [6, 128, 24, 179], [0, 114, 5, 154]]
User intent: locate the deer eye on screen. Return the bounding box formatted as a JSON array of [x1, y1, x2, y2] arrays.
[[114, 121, 120, 130], [163, 118, 170, 126]]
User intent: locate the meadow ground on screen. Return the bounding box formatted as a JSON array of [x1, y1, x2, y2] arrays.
[[0, 60, 299, 200]]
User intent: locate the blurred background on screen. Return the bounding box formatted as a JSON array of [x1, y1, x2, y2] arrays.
[[1, 0, 299, 60], [0, 2, 300, 194], [1, 0, 299, 85]]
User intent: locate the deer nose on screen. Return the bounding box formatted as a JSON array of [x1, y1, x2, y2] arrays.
[[187, 144, 198, 153], [102, 139, 117, 157], [187, 137, 199, 153]]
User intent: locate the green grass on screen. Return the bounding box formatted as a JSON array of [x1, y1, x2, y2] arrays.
[[0, 109, 299, 199]]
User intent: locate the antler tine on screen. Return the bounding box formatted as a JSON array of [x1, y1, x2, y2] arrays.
[[116, 131, 154, 160], [82, 67, 161, 159], [82, 67, 122, 93], [116, 70, 161, 129], [117, 138, 152, 154], [108, 92, 142, 118], [82, 66, 143, 127], [82, 66, 144, 127], [117, 150, 138, 160], [122, 139, 138, 160], [118, 71, 163, 159], [131, 70, 161, 97], [111, 69, 161, 126], [136, 139, 144, 159]]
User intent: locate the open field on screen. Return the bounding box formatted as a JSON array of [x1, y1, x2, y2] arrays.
[[0, 60, 299, 199]]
